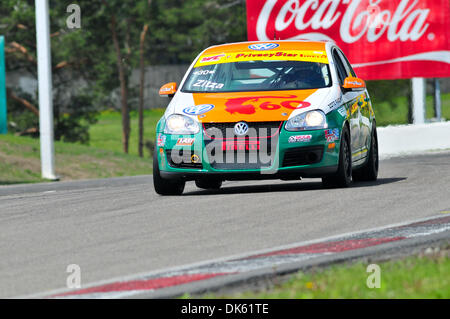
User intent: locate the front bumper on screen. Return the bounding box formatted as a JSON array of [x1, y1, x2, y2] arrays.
[[156, 126, 342, 181]]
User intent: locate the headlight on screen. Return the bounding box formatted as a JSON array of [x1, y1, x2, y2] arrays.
[[164, 114, 200, 134], [285, 110, 327, 131]]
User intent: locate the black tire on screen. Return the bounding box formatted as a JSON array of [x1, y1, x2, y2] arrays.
[[153, 149, 185, 195], [352, 124, 379, 182], [322, 125, 352, 188], [195, 178, 222, 190]]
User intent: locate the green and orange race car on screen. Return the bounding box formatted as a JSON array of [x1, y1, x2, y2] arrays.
[[153, 41, 378, 195]]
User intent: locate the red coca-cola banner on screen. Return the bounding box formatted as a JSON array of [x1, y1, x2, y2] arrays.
[[246, 0, 450, 80]]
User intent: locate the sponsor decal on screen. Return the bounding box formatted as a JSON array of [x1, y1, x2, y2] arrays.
[[199, 54, 226, 64], [157, 133, 166, 147], [246, 0, 450, 80], [193, 70, 215, 76], [195, 50, 328, 67], [248, 43, 280, 50], [235, 51, 327, 62], [350, 101, 359, 115], [288, 135, 312, 143], [176, 138, 195, 146], [347, 80, 363, 86], [191, 89, 318, 122], [225, 95, 311, 115], [193, 80, 224, 90], [337, 106, 347, 118], [325, 129, 340, 143], [359, 95, 369, 109], [222, 140, 260, 151], [183, 104, 215, 116], [369, 103, 375, 117], [328, 97, 343, 110]]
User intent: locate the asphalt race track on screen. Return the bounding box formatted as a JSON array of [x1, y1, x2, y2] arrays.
[[1, 151, 449, 298]]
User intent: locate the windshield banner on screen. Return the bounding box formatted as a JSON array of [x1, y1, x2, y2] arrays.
[[195, 50, 329, 67], [246, 0, 450, 80]]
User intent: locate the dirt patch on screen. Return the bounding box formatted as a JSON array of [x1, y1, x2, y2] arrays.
[[0, 151, 42, 174]]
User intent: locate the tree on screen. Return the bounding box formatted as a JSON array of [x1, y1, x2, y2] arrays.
[[1, 0, 99, 143], [0, 0, 248, 148], [139, 24, 149, 157], [145, 0, 247, 64], [95, 0, 152, 154]]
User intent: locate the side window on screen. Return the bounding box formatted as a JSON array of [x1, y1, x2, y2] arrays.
[[338, 49, 357, 77], [332, 49, 347, 85]]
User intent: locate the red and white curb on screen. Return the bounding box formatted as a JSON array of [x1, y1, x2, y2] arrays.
[[37, 215, 450, 298]]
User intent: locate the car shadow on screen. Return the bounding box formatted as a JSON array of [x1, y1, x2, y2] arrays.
[[182, 177, 407, 196], [0, 180, 40, 186]]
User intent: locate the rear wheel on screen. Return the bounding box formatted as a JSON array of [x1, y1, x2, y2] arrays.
[[352, 124, 379, 182], [195, 178, 222, 190], [322, 126, 352, 188], [153, 149, 185, 195]]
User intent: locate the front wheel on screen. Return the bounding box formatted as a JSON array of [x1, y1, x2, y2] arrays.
[[322, 126, 352, 188], [153, 149, 185, 195]]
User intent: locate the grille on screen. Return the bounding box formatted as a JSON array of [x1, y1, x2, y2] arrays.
[[166, 149, 203, 169], [210, 151, 276, 170], [282, 146, 324, 167], [202, 122, 282, 170], [203, 121, 282, 139], [205, 138, 278, 170]]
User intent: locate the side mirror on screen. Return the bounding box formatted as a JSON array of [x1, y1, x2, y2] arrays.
[[159, 82, 177, 97], [342, 77, 365, 91]]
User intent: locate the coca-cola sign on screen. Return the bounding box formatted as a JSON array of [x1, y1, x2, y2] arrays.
[[247, 0, 450, 80]]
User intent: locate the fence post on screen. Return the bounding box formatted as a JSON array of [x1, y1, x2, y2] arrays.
[[36, 0, 57, 180], [0, 36, 7, 134], [434, 78, 442, 121], [411, 78, 426, 124]]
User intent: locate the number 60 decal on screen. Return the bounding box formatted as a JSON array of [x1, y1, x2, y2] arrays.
[[225, 95, 311, 115]]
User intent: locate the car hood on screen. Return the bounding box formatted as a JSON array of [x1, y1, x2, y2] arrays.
[[166, 87, 336, 123]]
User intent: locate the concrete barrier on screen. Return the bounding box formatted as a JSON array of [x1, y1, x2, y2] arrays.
[[378, 121, 450, 158]]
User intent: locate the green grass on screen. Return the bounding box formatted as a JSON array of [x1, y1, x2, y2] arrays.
[[374, 93, 450, 127], [88, 109, 165, 156], [202, 249, 450, 299], [0, 109, 164, 184], [0, 133, 153, 184]]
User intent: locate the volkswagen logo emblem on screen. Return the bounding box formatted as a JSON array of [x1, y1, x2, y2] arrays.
[[248, 43, 280, 51], [234, 122, 249, 136]]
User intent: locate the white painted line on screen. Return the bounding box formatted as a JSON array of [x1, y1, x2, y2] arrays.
[[406, 224, 450, 238], [55, 290, 145, 299]]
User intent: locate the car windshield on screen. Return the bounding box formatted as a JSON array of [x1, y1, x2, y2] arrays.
[[181, 60, 331, 93]]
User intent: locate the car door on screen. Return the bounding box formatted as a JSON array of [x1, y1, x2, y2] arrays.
[[332, 49, 361, 162], [338, 49, 371, 161]]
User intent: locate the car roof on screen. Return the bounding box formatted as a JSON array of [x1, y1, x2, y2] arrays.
[[202, 40, 328, 55]]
